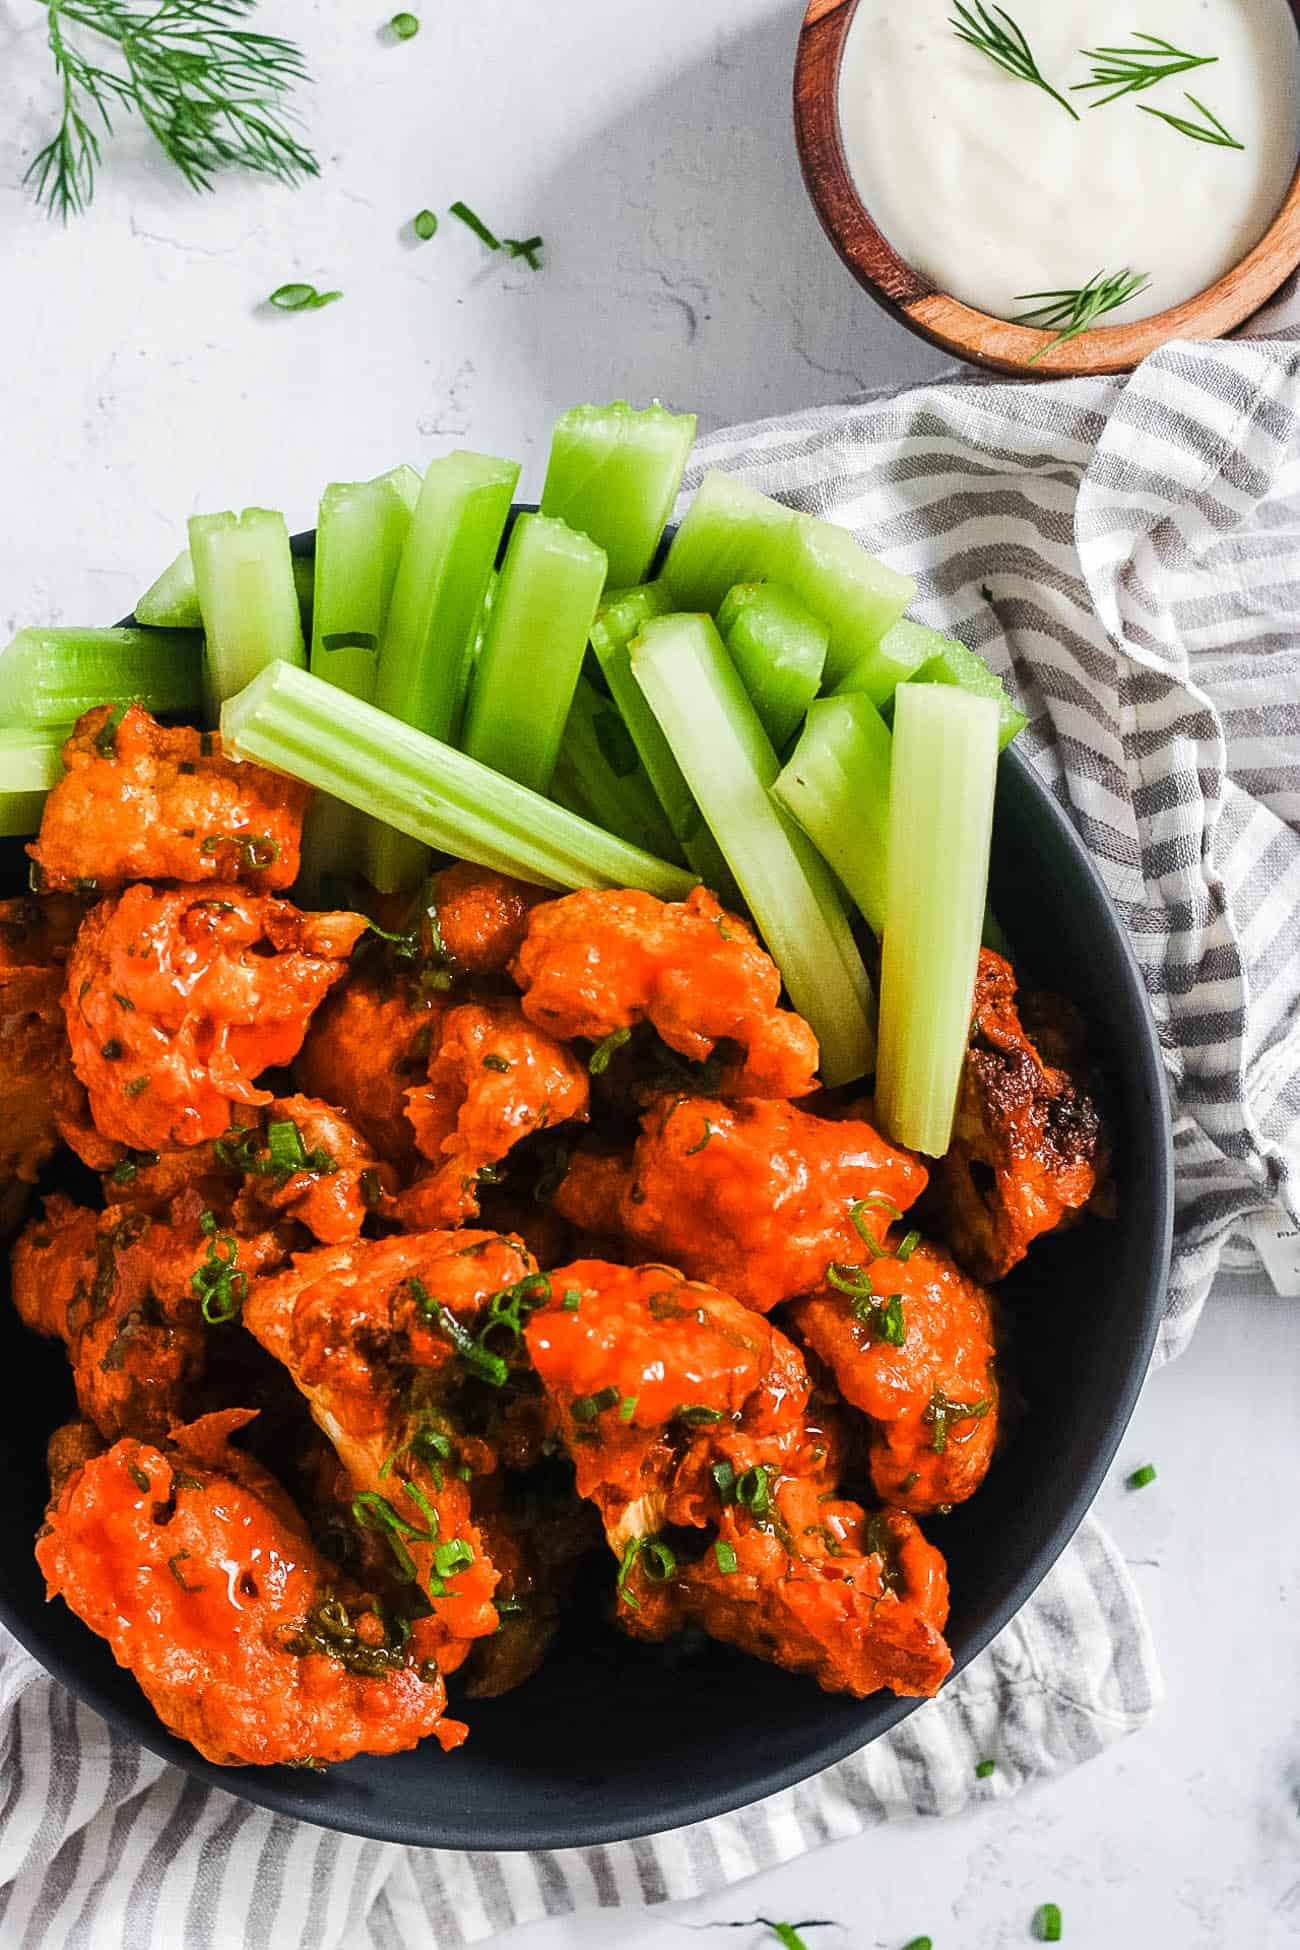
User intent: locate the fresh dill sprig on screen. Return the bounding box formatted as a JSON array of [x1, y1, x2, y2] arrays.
[[1012, 268, 1151, 363], [27, 0, 318, 221], [949, 2, 1080, 120], [1137, 90, 1244, 150], [1073, 31, 1217, 107]]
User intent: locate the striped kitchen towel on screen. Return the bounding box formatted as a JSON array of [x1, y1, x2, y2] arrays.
[[3, 319, 1298, 1947]]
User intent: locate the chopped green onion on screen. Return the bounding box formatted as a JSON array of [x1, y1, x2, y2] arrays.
[[540, 401, 696, 588], [1034, 1903, 1062, 1942], [618, 1395, 638, 1423], [684, 1117, 712, 1156], [223, 668, 695, 905], [642, 1540, 677, 1581], [588, 586, 735, 897], [462, 513, 607, 793], [659, 470, 798, 614], [432, 1538, 474, 1577], [773, 693, 893, 936], [0, 626, 203, 729], [413, 209, 438, 240], [368, 449, 519, 890], [675, 1404, 723, 1425], [449, 200, 501, 250], [630, 613, 875, 1087], [736, 1463, 773, 1518], [901, 1939, 934, 1950], [588, 1026, 632, 1075], [716, 582, 828, 751], [562, 1287, 582, 1311], [975, 1759, 995, 1778], [0, 726, 67, 836], [1127, 1464, 1157, 1490], [551, 675, 684, 863], [571, 1385, 620, 1423], [189, 509, 306, 704], [92, 699, 131, 757], [504, 235, 544, 270], [714, 1539, 738, 1574], [389, 12, 419, 37], [874, 686, 999, 1155], [615, 1537, 642, 1609], [268, 283, 342, 311]]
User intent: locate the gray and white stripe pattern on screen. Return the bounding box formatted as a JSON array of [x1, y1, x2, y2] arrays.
[[5, 321, 1296, 1944]]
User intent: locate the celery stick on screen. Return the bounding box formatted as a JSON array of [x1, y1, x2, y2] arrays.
[[875, 685, 999, 1156], [0, 726, 67, 836], [552, 674, 683, 863], [0, 627, 203, 727], [310, 466, 420, 702], [772, 514, 914, 689], [772, 693, 892, 936], [630, 614, 875, 1086], [368, 452, 519, 890], [717, 582, 827, 750], [374, 452, 519, 738], [301, 467, 421, 895], [831, 618, 957, 709], [138, 547, 315, 632], [188, 508, 306, 702], [659, 471, 798, 613], [590, 586, 736, 899], [540, 402, 696, 587], [462, 514, 606, 792], [222, 662, 693, 900], [908, 638, 1027, 750]]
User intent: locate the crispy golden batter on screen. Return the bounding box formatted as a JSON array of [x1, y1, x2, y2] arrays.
[[64, 884, 367, 1150], [510, 885, 820, 1098], [36, 1410, 466, 1766], [787, 1236, 998, 1515], [391, 999, 589, 1230], [555, 1096, 928, 1312], [29, 706, 310, 894], [938, 950, 1103, 1282], [426, 862, 546, 975]]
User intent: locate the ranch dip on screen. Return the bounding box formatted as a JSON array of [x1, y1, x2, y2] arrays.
[[838, 0, 1300, 321]]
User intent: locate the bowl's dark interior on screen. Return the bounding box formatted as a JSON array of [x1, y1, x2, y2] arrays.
[[0, 550, 1171, 1850]]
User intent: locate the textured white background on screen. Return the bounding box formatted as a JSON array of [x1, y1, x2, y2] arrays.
[[1, 1, 1298, 1945]]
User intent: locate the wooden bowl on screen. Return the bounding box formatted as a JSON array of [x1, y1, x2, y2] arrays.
[[794, 0, 1300, 376]]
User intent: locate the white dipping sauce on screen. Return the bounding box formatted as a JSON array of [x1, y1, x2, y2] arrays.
[[839, 0, 1300, 321]]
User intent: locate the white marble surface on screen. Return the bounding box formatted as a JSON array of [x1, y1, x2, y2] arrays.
[[1, 2, 1297, 1944]]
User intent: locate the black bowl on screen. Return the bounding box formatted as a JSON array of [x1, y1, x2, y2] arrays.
[[0, 528, 1172, 1848]]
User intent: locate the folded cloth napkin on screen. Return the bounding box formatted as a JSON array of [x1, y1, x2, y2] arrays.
[[4, 318, 1299, 1949]]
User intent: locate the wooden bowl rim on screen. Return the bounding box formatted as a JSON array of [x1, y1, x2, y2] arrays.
[[794, 0, 1300, 377]]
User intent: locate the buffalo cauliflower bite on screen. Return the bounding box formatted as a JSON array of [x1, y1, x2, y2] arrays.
[[390, 999, 589, 1230], [787, 1235, 998, 1515], [555, 1096, 928, 1312], [424, 862, 546, 975], [12, 1191, 286, 1443], [510, 885, 820, 1098], [242, 1229, 538, 1661], [0, 897, 85, 1209], [36, 1409, 466, 1767], [620, 1495, 952, 1701], [64, 883, 367, 1151], [295, 970, 445, 1170], [226, 1094, 397, 1244], [28, 705, 310, 894], [526, 1261, 951, 1701], [937, 949, 1104, 1283]]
